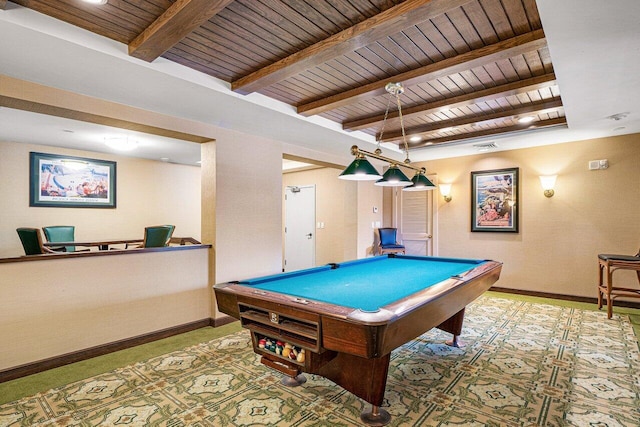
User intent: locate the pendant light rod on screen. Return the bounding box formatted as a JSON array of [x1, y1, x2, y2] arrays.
[[349, 145, 426, 175]]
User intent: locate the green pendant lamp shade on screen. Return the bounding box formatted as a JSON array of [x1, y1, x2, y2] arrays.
[[403, 171, 436, 191], [375, 164, 412, 187], [339, 156, 382, 181]]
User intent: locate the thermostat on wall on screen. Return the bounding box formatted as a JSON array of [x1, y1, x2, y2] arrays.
[[588, 159, 608, 170]]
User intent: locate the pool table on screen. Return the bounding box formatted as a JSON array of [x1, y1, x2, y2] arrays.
[[214, 254, 502, 425]]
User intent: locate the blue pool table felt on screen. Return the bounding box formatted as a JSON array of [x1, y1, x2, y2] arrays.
[[239, 256, 485, 312]]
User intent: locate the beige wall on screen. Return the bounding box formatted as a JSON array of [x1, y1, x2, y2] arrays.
[[0, 141, 201, 258], [409, 134, 640, 298], [357, 181, 384, 258], [213, 132, 283, 284], [283, 167, 357, 266], [0, 248, 210, 370]]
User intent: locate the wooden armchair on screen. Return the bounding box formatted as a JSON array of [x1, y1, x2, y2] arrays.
[[17, 228, 57, 255], [597, 249, 640, 318]]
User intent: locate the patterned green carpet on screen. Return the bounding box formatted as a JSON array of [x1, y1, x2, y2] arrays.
[[1, 295, 639, 426]]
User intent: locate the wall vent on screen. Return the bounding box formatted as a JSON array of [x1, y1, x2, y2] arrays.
[[473, 142, 498, 152]]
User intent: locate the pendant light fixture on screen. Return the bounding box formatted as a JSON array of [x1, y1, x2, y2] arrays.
[[339, 82, 435, 191]]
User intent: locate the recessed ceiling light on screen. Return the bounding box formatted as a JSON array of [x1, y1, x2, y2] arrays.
[[517, 116, 535, 124], [160, 157, 170, 162], [105, 137, 138, 151], [81, 0, 108, 4], [409, 135, 422, 142]]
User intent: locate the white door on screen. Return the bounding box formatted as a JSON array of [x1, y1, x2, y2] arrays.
[[284, 185, 316, 271], [393, 184, 436, 256]]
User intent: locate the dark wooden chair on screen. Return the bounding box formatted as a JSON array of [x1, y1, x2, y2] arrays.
[[377, 227, 405, 255], [597, 249, 640, 318], [16, 228, 56, 255]]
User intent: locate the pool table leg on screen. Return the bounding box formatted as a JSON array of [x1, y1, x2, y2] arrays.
[[281, 374, 307, 387], [360, 405, 391, 426], [438, 307, 466, 347]]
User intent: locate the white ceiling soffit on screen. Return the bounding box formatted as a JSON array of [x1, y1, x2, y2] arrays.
[[1, 0, 639, 166]]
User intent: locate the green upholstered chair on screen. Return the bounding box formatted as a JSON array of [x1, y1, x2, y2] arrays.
[[43, 225, 77, 252], [141, 225, 175, 248], [16, 228, 56, 255]]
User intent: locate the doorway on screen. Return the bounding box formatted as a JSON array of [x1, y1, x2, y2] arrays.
[[391, 182, 437, 256], [284, 185, 316, 271]]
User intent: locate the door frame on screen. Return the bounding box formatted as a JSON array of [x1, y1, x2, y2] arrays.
[[284, 184, 316, 271], [390, 175, 438, 256]]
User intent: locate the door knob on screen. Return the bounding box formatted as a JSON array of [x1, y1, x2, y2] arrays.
[[306, 233, 313, 239]]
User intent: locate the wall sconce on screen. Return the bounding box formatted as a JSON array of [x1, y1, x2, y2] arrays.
[[439, 183, 452, 202], [539, 175, 557, 197]]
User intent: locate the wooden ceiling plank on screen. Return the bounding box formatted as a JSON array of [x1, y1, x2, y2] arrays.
[[408, 116, 567, 149], [129, 0, 236, 62], [14, 0, 137, 43], [298, 29, 546, 116], [0, 0, 7, 10], [380, 97, 563, 141], [502, 0, 534, 34], [444, 5, 487, 50], [231, 0, 473, 94], [343, 71, 555, 130], [462, 1, 499, 44], [480, 0, 515, 38], [197, 21, 274, 65], [228, 1, 310, 51]]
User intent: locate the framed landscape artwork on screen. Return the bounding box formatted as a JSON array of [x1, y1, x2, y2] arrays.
[[29, 152, 116, 208], [471, 167, 519, 232]]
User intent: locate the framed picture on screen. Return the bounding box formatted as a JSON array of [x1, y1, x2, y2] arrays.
[[29, 152, 116, 208], [471, 167, 519, 232]]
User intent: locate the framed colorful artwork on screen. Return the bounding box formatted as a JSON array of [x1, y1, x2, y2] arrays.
[[471, 167, 518, 232], [29, 152, 116, 208]]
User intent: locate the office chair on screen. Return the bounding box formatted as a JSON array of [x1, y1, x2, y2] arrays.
[[16, 228, 56, 255], [377, 227, 406, 255], [43, 225, 79, 252]]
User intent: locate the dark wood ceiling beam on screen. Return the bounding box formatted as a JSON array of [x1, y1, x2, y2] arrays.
[[381, 98, 563, 142], [343, 73, 557, 131], [231, 0, 472, 95], [298, 29, 547, 116], [129, 0, 236, 62], [407, 117, 567, 149]]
